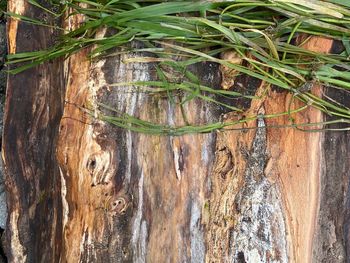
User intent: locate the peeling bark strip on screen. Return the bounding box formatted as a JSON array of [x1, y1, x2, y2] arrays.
[[3, 1, 350, 263]]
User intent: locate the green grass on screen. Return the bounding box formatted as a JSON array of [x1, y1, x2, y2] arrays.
[[6, 0, 350, 134], [0, 0, 6, 17]]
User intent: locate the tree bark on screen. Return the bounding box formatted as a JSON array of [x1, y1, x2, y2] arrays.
[[3, 1, 350, 263]]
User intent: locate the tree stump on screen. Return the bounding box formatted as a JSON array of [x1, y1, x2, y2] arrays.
[[3, 1, 350, 262]]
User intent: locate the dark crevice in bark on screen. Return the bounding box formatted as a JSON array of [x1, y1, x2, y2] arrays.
[[0, 9, 7, 263]]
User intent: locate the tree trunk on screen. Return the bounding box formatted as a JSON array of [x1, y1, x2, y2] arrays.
[[3, 1, 350, 262]]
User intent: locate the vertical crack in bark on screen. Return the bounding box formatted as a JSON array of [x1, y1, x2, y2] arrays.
[[190, 201, 206, 263], [206, 104, 288, 262], [171, 137, 183, 180], [9, 203, 26, 263], [59, 167, 69, 234], [231, 111, 288, 262], [132, 171, 147, 263]]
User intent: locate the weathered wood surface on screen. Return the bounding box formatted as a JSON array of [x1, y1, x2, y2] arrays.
[[3, 1, 350, 262], [4, 0, 64, 262]]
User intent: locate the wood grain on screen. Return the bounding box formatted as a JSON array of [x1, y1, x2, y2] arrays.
[[4, 1, 64, 262], [3, 1, 350, 262]]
